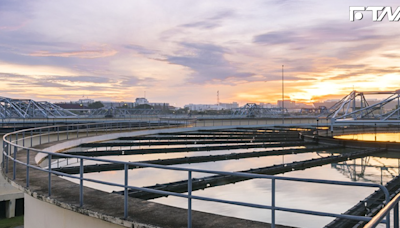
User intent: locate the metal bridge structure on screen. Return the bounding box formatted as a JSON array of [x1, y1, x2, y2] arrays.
[[231, 103, 288, 117], [324, 90, 400, 130], [326, 90, 400, 121], [88, 107, 163, 117], [0, 96, 76, 119]]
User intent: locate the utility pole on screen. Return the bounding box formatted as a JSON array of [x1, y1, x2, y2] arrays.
[[282, 65, 285, 124], [217, 91, 220, 106]]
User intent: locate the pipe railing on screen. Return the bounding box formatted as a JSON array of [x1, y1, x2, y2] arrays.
[[365, 191, 400, 228], [0, 121, 395, 228]]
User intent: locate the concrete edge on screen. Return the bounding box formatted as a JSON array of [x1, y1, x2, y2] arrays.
[[2, 167, 160, 228]]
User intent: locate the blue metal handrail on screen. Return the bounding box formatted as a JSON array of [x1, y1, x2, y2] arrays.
[[365, 192, 400, 228], [0, 121, 393, 228]]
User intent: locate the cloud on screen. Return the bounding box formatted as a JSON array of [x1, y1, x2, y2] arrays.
[[254, 31, 298, 45], [166, 42, 254, 83], [329, 67, 400, 80], [124, 45, 156, 55], [0, 72, 147, 91], [29, 49, 117, 59], [48, 76, 112, 83], [332, 64, 368, 69], [381, 53, 400, 59], [253, 21, 382, 46], [180, 10, 235, 29]]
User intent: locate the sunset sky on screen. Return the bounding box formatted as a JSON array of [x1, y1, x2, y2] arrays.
[[1, 0, 400, 106]]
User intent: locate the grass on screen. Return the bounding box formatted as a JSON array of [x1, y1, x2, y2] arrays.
[[0, 216, 24, 228]]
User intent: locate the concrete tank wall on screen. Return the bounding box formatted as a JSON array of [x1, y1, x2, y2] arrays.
[[25, 194, 123, 228]]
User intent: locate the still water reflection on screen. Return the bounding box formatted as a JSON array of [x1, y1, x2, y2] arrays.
[[335, 132, 400, 142], [59, 134, 400, 228]]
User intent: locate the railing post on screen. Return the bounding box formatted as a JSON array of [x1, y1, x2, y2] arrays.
[[76, 125, 79, 138], [30, 130, 33, 147], [13, 144, 17, 180], [80, 158, 84, 207], [48, 154, 52, 196], [5, 138, 9, 173], [57, 127, 59, 141], [387, 205, 391, 228], [188, 171, 192, 228], [67, 126, 69, 140], [26, 149, 30, 187], [2, 139, 5, 169], [22, 131, 25, 147], [124, 164, 128, 219], [395, 202, 399, 228], [271, 178, 276, 228], [39, 129, 42, 145]]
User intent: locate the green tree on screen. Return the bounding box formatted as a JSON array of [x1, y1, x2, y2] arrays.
[[135, 104, 153, 109], [88, 101, 104, 109]]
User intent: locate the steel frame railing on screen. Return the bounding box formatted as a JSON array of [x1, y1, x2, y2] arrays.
[[0, 121, 395, 228], [365, 192, 400, 228]]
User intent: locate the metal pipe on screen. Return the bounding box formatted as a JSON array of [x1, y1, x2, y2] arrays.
[[5, 137, 9, 173], [48, 154, 52, 196], [271, 178, 276, 228], [188, 171, 192, 228], [26, 149, 29, 187], [80, 158, 84, 207], [364, 192, 400, 228], [124, 164, 128, 219], [13, 144, 16, 180], [395, 202, 399, 228]]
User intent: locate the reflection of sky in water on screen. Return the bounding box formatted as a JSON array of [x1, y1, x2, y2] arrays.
[[150, 157, 398, 228], [335, 132, 400, 142], [55, 146, 307, 168], [58, 133, 400, 228], [60, 152, 400, 228], [62, 152, 328, 192], [65, 142, 289, 153]]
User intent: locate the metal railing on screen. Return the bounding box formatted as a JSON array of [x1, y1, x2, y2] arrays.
[[365, 192, 400, 228], [0, 120, 395, 228]]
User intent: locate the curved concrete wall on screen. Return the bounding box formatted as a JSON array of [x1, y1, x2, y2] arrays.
[[25, 194, 124, 228]]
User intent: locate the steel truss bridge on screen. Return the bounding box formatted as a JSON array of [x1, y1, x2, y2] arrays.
[[231, 103, 288, 117], [88, 107, 163, 117], [324, 90, 400, 129], [0, 96, 76, 119]]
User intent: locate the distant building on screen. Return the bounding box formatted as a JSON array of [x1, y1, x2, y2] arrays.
[[184, 104, 222, 111], [259, 103, 274, 108], [184, 102, 239, 111], [313, 100, 339, 109], [135, 98, 149, 105], [78, 98, 94, 105], [54, 103, 87, 110], [277, 100, 296, 109], [101, 101, 135, 109], [219, 102, 239, 109]]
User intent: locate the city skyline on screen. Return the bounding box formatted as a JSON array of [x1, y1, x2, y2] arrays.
[[1, 0, 400, 106]]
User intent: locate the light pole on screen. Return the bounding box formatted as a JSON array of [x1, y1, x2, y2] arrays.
[[282, 65, 284, 124]]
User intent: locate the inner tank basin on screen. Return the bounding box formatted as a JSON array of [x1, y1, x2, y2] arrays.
[[40, 125, 400, 228]]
